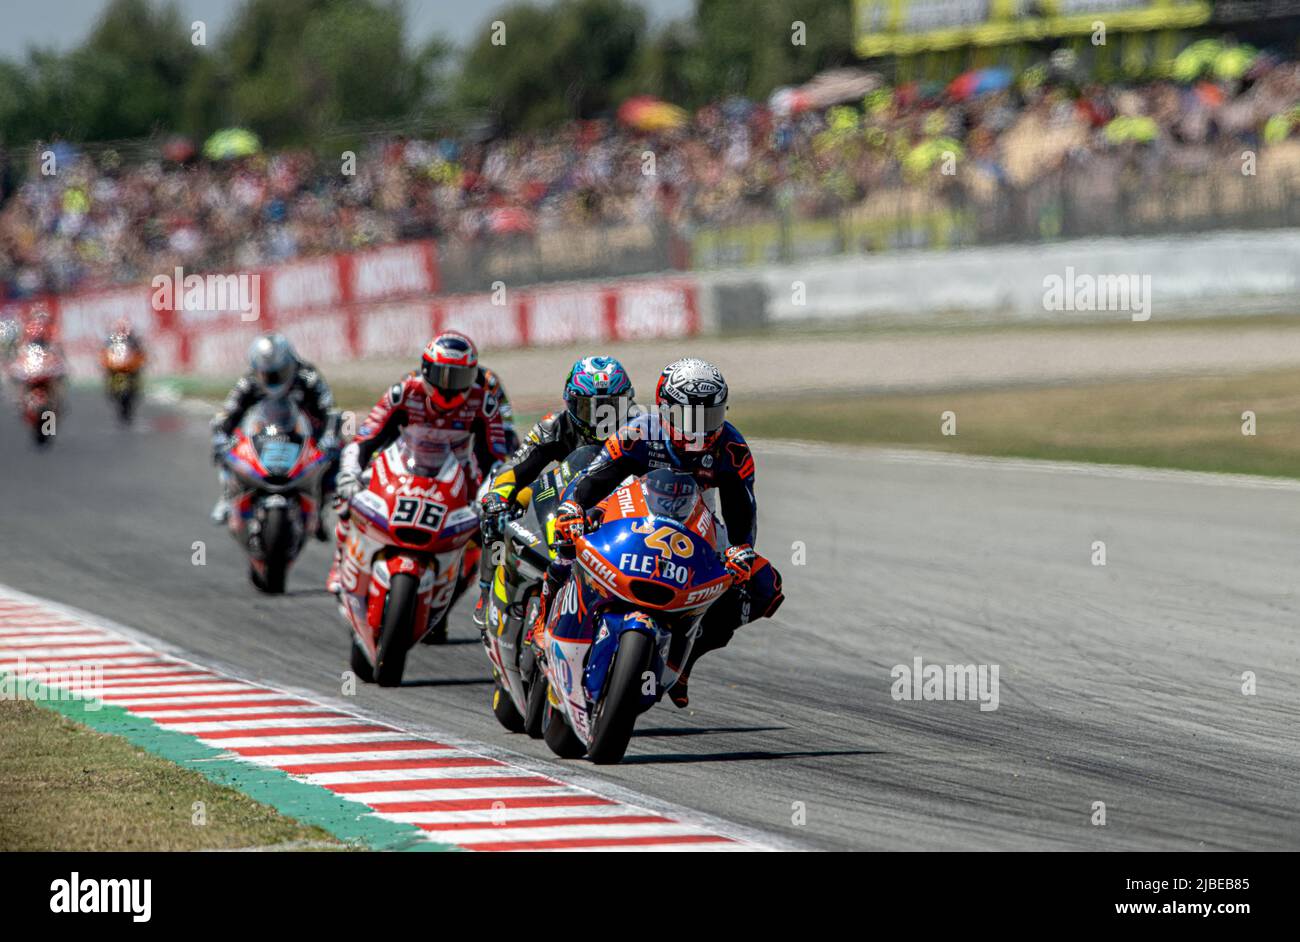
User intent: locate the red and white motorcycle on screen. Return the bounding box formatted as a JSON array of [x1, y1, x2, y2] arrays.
[[8, 340, 66, 447], [337, 439, 478, 686]]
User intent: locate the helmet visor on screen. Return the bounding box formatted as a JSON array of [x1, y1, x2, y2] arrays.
[[569, 394, 631, 436], [259, 366, 292, 396], [422, 361, 476, 395], [663, 402, 726, 436]]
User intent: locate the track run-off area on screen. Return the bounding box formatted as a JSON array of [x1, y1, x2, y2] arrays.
[[1, 391, 1298, 850]]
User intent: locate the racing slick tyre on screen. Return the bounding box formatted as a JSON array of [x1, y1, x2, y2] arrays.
[[492, 677, 526, 733], [375, 572, 418, 687], [524, 670, 548, 740], [542, 690, 586, 759], [521, 593, 547, 739], [349, 638, 375, 684], [258, 506, 292, 594], [587, 629, 654, 765]]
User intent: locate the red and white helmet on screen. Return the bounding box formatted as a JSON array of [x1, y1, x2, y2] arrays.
[[421, 331, 478, 408]]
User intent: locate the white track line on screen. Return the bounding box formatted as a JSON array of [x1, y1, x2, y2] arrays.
[[759, 439, 1300, 491]]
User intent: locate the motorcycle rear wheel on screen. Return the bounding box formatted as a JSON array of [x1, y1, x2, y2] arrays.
[[375, 572, 418, 687], [542, 694, 586, 759], [524, 670, 549, 740], [587, 630, 654, 765]]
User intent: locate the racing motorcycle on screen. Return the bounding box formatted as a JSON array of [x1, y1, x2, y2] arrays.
[[219, 399, 329, 594], [8, 341, 65, 447], [337, 438, 478, 686], [100, 339, 145, 424], [535, 468, 735, 764], [481, 444, 601, 739]]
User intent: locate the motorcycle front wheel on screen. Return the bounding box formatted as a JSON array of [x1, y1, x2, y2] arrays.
[[257, 505, 292, 594], [587, 630, 654, 765], [349, 638, 375, 684], [375, 572, 418, 687]]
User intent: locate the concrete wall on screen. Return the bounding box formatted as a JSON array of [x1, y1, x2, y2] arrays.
[[695, 229, 1300, 332]]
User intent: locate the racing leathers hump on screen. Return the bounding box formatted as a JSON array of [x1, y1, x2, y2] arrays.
[[479, 366, 519, 454], [489, 407, 640, 505], [568, 411, 758, 547], [342, 371, 509, 482]]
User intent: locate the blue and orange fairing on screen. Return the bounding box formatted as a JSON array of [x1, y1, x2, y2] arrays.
[[541, 478, 733, 711], [572, 483, 729, 615]]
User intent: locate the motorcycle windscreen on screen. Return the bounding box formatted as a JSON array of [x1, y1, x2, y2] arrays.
[[390, 436, 457, 478], [241, 399, 311, 441], [641, 469, 699, 522], [258, 439, 302, 476]]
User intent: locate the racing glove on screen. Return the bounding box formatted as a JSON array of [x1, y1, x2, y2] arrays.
[[479, 490, 511, 539], [211, 432, 231, 464], [335, 471, 362, 502], [553, 500, 586, 544], [723, 544, 759, 583]]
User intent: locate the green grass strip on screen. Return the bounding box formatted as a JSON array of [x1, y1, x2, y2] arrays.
[[3, 673, 461, 852]]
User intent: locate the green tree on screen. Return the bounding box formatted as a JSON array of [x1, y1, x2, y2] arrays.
[[0, 0, 196, 144], [457, 0, 647, 130], [216, 0, 430, 146], [673, 0, 854, 105]]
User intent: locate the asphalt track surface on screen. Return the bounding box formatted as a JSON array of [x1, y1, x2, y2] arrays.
[[2, 390, 1298, 851]]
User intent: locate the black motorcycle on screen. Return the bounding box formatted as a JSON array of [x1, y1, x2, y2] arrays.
[[480, 444, 601, 738]]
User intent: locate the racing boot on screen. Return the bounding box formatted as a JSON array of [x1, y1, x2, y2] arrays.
[[472, 579, 491, 629], [668, 644, 710, 709], [326, 519, 348, 595], [325, 559, 342, 595], [668, 671, 691, 709], [422, 612, 448, 645], [210, 498, 229, 525], [525, 573, 557, 655], [313, 504, 330, 541]]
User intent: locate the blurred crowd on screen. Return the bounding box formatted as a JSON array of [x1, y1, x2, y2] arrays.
[[2, 45, 1298, 301]]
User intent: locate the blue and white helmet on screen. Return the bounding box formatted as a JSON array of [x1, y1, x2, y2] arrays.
[[563, 356, 635, 435]]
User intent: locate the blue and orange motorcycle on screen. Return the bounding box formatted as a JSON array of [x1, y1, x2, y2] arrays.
[[535, 468, 735, 764]]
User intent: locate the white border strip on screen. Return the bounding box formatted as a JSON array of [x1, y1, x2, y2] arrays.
[[0, 582, 801, 852], [757, 440, 1300, 492]]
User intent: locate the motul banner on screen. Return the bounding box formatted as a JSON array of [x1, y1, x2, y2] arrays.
[[4, 241, 698, 377]]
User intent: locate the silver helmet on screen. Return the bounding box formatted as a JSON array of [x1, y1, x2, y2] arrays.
[[655, 357, 729, 449], [249, 333, 297, 397]]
